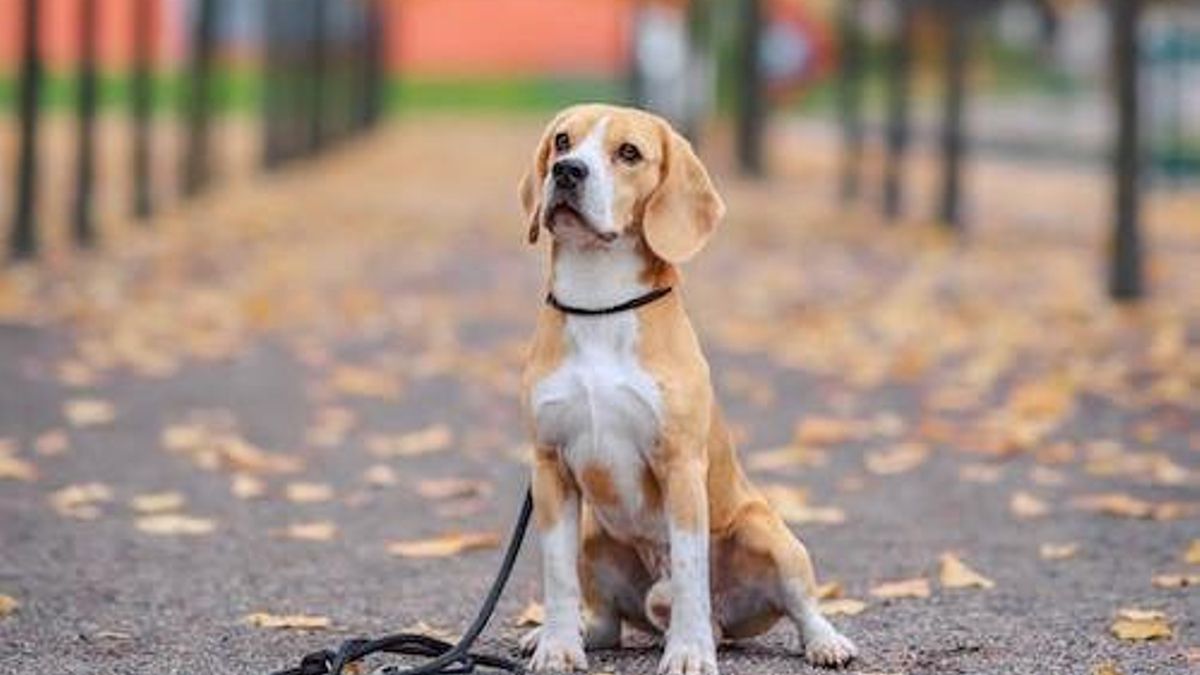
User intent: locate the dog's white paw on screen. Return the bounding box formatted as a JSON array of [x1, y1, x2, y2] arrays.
[[525, 627, 587, 672], [804, 629, 857, 668], [658, 639, 718, 675]]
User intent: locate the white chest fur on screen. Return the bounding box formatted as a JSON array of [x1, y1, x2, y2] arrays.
[[530, 241, 667, 542]]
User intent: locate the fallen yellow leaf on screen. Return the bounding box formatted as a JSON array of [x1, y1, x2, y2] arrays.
[[794, 418, 856, 446], [417, 478, 491, 500], [231, 473, 266, 499], [815, 581, 843, 600], [63, 399, 116, 427], [1092, 663, 1123, 675], [870, 577, 930, 600], [1150, 573, 1200, 589], [1073, 493, 1154, 519], [363, 464, 398, 487], [34, 430, 69, 456], [939, 553, 995, 590], [49, 482, 113, 519], [1185, 540, 1200, 565], [1011, 491, 1050, 519], [129, 492, 185, 514], [514, 601, 544, 627], [281, 521, 337, 542], [135, 514, 216, 536], [1111, 608, 1172, 641], [1039, 542, 1079, 561], [0, 453, 36, 482], [387, 531, 500, 558], [819, 598, 867, 616], [865, 443, 929, 475], [244, 612, 331, 630], [366, 425, 454, 457], [285, 482, 333, 503], [329, 366, 401, 399], [0, 594, 18, 618]]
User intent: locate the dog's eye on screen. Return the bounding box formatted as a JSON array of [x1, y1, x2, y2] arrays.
[[617, 142, 642, 165], [554, 132, 571, 154]]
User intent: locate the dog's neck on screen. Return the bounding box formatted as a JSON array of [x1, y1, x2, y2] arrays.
[[549, 236, 669, 310]]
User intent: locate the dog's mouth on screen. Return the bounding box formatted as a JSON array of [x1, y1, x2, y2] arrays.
[[545, 202, 618, 244]]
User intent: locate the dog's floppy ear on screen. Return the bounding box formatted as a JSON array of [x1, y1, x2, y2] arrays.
[[642, 125, 725, 264], [518, 113, 565, 245]]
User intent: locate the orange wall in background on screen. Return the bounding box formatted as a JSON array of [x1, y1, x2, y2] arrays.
[[0, 0, 178, 71], [384, 0, 634, 77]]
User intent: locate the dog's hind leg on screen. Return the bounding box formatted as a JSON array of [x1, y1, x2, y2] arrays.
[[724, 501, 857, 668]]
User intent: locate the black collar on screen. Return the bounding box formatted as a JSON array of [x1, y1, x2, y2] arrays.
[[546, 286, 673, 316]]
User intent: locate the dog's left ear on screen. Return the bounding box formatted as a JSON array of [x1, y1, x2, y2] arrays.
[[642, 126, 725, 264], [518, 115, 564, 245]]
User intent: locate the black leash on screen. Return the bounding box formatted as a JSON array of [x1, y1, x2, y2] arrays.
[[547, 286, 673, 316], [269, 489, 533, 675]]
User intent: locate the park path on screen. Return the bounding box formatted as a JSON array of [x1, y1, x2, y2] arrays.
[[1, 116, 1199, 675]]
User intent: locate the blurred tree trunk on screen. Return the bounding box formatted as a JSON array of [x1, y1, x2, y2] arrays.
[[883, 0, 915, 221], [131, 0, 155, 218], [736, 0, 764, 176], [74, 0, 99, 248], [838, 0, 864, 203], [1109, 0, 1144, 300], [9, 0, 41, 258]]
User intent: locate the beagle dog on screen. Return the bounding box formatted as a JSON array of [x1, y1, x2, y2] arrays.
[[518, 104, 857, 675]]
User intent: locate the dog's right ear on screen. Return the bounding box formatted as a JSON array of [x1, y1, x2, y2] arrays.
[[518, 114, 565, 245]]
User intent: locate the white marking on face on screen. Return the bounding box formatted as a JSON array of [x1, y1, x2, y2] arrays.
[[543, 116, 615, 237]]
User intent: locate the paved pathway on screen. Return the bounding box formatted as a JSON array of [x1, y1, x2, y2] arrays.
[[1, 118, 1198, 675]]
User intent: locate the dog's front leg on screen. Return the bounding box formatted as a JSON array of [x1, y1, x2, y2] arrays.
[[660, 458, 718, 675], [524, 447, 587, 672]]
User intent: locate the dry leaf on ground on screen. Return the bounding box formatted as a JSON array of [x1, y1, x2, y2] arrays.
[[1011, 491, 1050, 519], [0, 453, 36, 482], [129, 492, 185, 514], [0, 594, 18, 618], [231, 473, 266, 499], [34, 430, 69, 456], [870, 578, 931, 600], [328, 366, 401, 399], [1150, 574, 1200, 589], [1040, 542, 1079, 561], [865, 443, 930, 476], [366, 425, 453, 457], [514, 601, 544, 627], [285, 482, 334, 503], [1111, 608, 1172, 641], [1092, 663, 1123, 675], [64, 399, 116, 427], [939, 553, 995, 590], [363, 464, 398, 487], [1073, 493, 1154, 519], [794, 418, 857, 446], [50, 482, 113, 519], [244, 612, 331, 630], [280, 521, 337, 542], [819, 598, 867, 616], [416, 478, 491, 500], [1185, 540, 1200, 565], [387, 532, 500, 558], [135, 514, 216, 536]]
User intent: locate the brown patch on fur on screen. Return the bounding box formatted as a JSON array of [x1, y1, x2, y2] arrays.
[[580, 463, 621, 507], [640, 466, 663, 511]]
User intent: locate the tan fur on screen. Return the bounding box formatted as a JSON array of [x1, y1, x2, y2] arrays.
[[518, 105, 853, 669]]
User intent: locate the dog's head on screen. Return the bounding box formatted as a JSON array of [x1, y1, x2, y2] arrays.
[[519, 104, 725, 264]]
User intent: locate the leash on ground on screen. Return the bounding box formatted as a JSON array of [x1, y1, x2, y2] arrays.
[[268, 488, 533, 675]]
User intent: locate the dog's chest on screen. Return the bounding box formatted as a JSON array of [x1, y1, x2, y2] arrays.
[[531, 314, 666, 538]]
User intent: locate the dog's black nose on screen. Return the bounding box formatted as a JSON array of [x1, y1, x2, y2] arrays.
[[552, 159, 588, 189]]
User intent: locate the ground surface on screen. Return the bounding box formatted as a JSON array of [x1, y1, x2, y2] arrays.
[[1, 116, 1198, 675]]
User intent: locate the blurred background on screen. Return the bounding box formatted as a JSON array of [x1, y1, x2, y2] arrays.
[[1, 0, 1198, 293]]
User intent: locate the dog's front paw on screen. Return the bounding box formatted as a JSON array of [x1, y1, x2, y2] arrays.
[[525, 627, 587, 672], [658, 639, 718, 675], [804, 629, 857, 668]]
